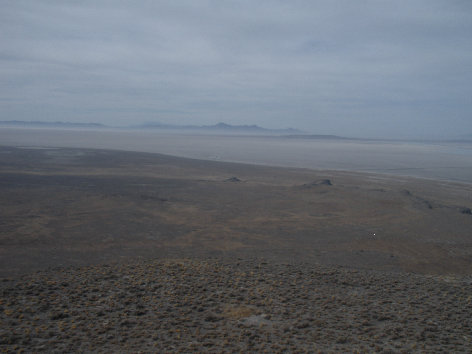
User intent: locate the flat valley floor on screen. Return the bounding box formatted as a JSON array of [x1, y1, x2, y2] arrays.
[[1, 146, 472, 352]]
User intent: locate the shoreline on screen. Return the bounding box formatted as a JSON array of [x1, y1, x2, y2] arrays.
[[2, 143, 472, 187], [1, 127, 471, 184]]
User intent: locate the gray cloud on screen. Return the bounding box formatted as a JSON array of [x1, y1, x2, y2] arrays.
[[1, 0, 471, 137]]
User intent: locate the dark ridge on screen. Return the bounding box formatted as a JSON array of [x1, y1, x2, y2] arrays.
[[401, 189, 433, 209], [225, 177, 241, 182], [403, 190, 471, 215], [301, 179, 332, 188], [459, 207, 472, 215]]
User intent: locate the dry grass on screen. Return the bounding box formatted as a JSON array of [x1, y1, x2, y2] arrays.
[[222, 305, 259, 319]]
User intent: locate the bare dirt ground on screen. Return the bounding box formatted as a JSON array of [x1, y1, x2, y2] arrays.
[[1, 146, 472, 352]]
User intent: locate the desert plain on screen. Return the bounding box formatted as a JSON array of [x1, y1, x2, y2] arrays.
[[1, 145, 472, 352]]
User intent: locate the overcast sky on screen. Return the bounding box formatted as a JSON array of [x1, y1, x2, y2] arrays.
[[1, 1, 471, 138]]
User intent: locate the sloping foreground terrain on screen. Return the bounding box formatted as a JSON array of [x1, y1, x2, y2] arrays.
[[1, 146, 471, 276], [1, 258, 472, 352], [1, 146, 472, 351]]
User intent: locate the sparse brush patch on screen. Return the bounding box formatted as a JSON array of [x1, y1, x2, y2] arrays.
[[222, 304, 258, 319]]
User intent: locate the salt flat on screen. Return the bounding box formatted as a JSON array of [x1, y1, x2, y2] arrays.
[[1, 127, 472, 182]]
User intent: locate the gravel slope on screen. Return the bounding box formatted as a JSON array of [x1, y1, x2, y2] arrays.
[[2, 258, 472, 352]]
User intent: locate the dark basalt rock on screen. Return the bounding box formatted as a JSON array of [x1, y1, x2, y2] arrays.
[[225, 177, 241, 182], [401, 190, 433, 209], [302, 179, 332, 188]]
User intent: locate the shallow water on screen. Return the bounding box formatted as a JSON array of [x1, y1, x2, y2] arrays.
[[1, 127, 472, 183]]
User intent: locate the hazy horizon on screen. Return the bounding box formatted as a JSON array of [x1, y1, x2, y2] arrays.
[[1, 1, 472, 139]]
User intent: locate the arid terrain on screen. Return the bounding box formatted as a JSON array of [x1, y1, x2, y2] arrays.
[[1, 146, 472, 351], [2, 258, 472, 352]]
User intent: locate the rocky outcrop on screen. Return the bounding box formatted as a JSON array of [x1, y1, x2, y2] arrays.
[[301, 179, 332, 188], [225, 177, 241, 182]]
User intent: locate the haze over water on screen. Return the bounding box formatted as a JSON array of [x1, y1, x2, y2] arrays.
[[1, 127, 472, 183]]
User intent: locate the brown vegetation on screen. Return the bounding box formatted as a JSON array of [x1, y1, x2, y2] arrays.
[[1, 146, 472, 351]]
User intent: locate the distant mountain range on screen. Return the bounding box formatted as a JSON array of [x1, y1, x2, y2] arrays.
[[0, 120, 106, 128], [0, 120, 304, 135], [1, 120, 469, 141], [134, 122, 303, 134]]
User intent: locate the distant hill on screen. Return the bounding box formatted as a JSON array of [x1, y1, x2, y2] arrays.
[[0, 120, 302, 135], [0, 120, 106, 129]]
